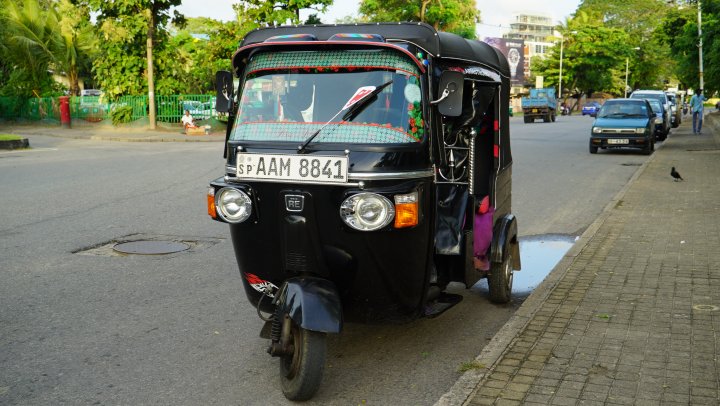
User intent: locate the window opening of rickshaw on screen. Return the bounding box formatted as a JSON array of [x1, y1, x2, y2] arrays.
[[298, 80, 393, 152], [231, 50, 425, 145]]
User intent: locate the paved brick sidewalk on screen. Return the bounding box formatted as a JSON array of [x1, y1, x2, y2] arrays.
[[439, 113, 720, 405]]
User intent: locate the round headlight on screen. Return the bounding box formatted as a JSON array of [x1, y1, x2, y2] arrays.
[[216, 188, 252, 223], [340, 193, 395, 231]]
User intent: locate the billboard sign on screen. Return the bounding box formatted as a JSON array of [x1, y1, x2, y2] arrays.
[[482, 37, 525, 85]]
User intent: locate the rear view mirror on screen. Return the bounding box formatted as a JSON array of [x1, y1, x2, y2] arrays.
[[433, 71, 464, 117], [215, 71, 234, 113]]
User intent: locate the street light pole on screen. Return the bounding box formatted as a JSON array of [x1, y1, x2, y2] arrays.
[[624, 47, 640, 98], [624, 57, 629, 98], [558, 34, 564, 102]]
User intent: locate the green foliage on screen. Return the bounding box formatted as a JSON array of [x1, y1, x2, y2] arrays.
[[532, 11, 632, 98], [0, 0, 97, 97], [577, 0, 675, 90], [1, 0, 61, 96], [110, 104, 134, 125], [232, 0, 332, 27], [88, 0, 184, 99], [359, 0, 480, 39], [661, 1, 720, 94]]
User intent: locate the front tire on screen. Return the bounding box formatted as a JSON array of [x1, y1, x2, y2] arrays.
[[589, 143, 598, 154], [280, 322, 327, 401], [488, 248, 514, 304]]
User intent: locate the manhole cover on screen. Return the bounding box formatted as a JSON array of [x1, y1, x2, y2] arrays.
[[113, 240, 190, 255], [692, 304, 719, 311]]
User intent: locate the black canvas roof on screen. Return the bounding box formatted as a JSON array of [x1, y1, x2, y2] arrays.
[[239, 22, 509, 77]]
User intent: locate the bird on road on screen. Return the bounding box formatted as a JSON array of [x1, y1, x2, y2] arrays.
[[671, 167, 684, 181]]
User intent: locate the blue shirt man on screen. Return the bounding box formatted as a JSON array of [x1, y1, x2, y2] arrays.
[[689, 89, 706, 134]]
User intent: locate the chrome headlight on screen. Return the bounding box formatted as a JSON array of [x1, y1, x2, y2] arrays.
[[636, 128, 646, 134], [592, 127, 602, 133], [340, 193, 395, 231], [216, 187, 252, 223]]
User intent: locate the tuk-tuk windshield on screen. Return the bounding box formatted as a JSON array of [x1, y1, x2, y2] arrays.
[[231, 50, 424, 144]]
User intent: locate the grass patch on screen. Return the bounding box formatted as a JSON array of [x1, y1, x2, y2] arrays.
[[0, 134, 23, 141], [458, 360, 486, 373]]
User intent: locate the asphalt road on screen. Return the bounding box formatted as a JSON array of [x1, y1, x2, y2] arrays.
[[0, 115, 653, 405]]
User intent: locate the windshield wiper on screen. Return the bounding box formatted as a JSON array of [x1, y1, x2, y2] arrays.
[[297, 80, 393, 153]]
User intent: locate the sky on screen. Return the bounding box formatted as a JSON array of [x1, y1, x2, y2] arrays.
[[175, 0, 582, 38]]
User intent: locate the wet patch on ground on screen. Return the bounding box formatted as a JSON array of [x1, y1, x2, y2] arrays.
[[473, 234, 577, 298]]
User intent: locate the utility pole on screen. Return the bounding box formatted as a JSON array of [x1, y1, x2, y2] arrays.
[[698, 0, 704, 90]]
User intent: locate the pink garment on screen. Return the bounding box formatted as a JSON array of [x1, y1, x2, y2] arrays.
[[473, 198, 494, 271]]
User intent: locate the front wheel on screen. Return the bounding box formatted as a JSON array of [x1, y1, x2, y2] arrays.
[[488, 249, 514, 304], [280, 322, 327, 401]]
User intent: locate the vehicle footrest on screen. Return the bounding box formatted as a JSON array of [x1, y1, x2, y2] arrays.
[[423, 292, 463, 318]]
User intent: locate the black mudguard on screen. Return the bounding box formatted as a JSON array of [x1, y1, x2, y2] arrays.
[[490, 214, 521, 270], [274, 277, 343, 333]]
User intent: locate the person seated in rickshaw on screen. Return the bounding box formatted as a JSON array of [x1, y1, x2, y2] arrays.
[[181, 109, 198, 129]]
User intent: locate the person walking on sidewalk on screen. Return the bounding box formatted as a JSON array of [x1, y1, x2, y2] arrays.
[[689, 89, 706, 134]]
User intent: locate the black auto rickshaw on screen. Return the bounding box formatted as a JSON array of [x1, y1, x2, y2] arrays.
[[207, 22, 521, 400]]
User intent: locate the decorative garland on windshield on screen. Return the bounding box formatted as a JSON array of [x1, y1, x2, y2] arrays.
[[408, 101, 424, 140]]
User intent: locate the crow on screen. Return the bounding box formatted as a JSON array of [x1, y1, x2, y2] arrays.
[[671, 167, 684, 181]]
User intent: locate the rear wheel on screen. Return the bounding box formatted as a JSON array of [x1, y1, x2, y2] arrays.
[[488, 248, 514, 304], [279, 321, 327, 401], [524, 116, 531, 123]]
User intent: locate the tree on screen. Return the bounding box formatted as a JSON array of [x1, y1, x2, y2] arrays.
[[358, 0, 480, 38], [54, 0, 98, 96], [0, 0, 56, 97], [232, 0, 333, 27], [576, 0, 676, 90], [531, 11, 632, 98], [166, 17, 251, 94], [0, 0, 95, 97], [89, 0, 185, 128], [661, 1, 720, 95]]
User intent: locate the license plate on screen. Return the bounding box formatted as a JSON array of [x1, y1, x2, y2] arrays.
[[608, 139, 629, 144], [236, 153, 348, 183]]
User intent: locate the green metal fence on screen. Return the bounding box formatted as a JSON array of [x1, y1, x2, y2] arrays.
[[0, 94, 214, 123], [157, 95, 214, 123]]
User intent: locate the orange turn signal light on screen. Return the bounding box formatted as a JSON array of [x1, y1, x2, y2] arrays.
[[394, 192, 418, 228], [207, 187, 217, 219]]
